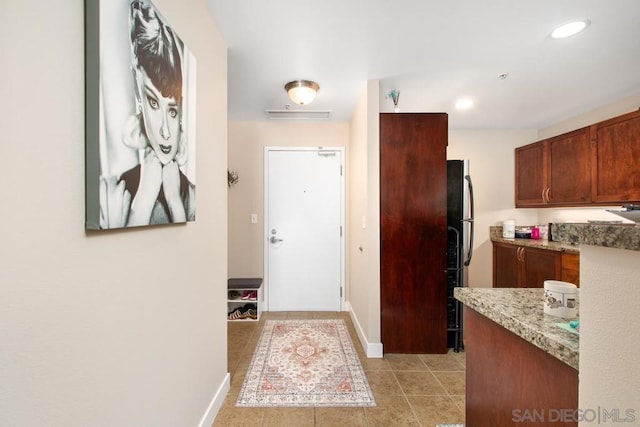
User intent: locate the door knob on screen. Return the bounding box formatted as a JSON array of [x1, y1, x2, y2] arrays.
[[270, 236, 284, 244]]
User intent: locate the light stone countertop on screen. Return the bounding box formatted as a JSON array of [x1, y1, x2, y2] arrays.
[[551, 222, 640, 252], [454, 287, 579, 370], [490, 226, 580, 253]]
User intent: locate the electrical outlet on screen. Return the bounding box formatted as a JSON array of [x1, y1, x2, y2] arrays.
[[251, 214, 258, 224]]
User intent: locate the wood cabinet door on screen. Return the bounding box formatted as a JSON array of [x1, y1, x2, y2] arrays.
[[591, 110, 640, 203], [380, 113, 448, 354], [465, 308, 578, 427], [493, 243, 521, 288], [515, 141, 548, 207], [522, 247, 562, 288], [561, 252, 580, 287], [548, 127, 592, 205]]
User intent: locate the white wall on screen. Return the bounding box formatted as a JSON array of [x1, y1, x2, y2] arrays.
[[227, 122, 349, 278], [579, 246, 640, 426], [347, 81, 383, 356], [0, 1, 229, 426]]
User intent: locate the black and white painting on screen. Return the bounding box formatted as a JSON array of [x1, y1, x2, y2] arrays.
[[86, 0, 196, 229]]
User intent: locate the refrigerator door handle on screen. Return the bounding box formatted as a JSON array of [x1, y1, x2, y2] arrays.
[[463, 174, 474, 266]]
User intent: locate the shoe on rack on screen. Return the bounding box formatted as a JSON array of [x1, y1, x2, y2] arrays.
[[248, 291, 257, 301], [240, 303, 257, 312], [228, 309, 243, 320], [228, 290, 241, 300], [241, 291, 254, 300]]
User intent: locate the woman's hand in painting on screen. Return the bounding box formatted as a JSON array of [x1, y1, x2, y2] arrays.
[[162, 160, 187, 222], [127, 147, 163, 226], [99, 175, 131, 229]]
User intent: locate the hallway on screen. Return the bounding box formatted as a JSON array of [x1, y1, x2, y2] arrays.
[[214, 311, 465, 426]]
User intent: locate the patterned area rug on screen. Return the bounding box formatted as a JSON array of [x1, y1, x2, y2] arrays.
[[236, 319, 376, 407]]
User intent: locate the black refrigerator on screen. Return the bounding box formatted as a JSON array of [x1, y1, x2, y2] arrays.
[[446, 160, 474, 352]]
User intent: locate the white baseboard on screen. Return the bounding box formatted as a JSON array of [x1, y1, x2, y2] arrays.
[[346, 302, 383, 358], [198, 372, 230, 427]]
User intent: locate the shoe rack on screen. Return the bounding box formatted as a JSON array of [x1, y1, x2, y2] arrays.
[[227, 278, 263, 321]]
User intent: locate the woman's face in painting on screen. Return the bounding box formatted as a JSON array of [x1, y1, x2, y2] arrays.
[[137, 67, 182, 165]]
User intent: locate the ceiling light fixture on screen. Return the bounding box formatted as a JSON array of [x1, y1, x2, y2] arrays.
[[455, 98, 474, 110], [285, 80, 320, 105], [551, 20, 590, 39]]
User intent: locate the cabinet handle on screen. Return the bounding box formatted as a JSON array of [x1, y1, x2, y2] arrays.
[[517, 247, 524, 262], [545, 187, 551, 203]]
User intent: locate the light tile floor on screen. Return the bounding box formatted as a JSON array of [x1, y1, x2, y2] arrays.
[[213, 311, 466, 427]]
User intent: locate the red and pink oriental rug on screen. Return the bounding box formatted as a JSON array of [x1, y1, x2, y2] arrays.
[[236, 319, 376, 407]]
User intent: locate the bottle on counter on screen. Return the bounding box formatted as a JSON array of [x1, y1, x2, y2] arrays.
[[531, 226, 540, 240], [503, 220, 515, 238]]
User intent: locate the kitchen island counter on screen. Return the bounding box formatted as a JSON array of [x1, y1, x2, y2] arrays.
[[454, 287, 579, 369], [455, 287, 579, 425]]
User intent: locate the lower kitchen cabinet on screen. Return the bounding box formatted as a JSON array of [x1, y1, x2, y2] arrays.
[[493, 241, 579, 288], [465, 307, 578, 426]]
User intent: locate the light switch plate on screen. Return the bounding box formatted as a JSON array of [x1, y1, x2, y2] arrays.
[[251, 214, 258, 224]]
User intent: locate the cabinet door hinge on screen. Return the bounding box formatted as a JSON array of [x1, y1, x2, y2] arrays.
[[340, 226, 343, 237], [340, 165, 343, 176], [340, 287, 343, 298]]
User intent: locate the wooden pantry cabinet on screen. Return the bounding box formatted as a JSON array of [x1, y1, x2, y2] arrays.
[[493, 241, 579, 288], [380, 113, 448, 354], [516, 109, 640, 207]]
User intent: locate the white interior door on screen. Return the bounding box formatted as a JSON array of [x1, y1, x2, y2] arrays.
[[265, 148, 344, 311]]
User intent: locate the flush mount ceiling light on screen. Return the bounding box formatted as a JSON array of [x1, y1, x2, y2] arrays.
[[551, 20, 590, 39], [285, 80, 320, 105], [455, 97, 474, 110]]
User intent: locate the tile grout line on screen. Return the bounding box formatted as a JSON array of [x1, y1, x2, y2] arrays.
[[389, 363, 425, 427]]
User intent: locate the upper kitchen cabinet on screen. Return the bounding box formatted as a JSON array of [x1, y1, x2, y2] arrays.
[[516, 109, 640, 208], [591, 110, 640, 204], [548, 128, 592, 205], [515, 127, 591, 207], [515, 140, 548, 206]]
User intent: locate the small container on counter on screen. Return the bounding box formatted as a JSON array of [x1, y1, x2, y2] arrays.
[[538, 224, 549, 240], [531, 226, 540, 239], [544, 280, 577, 319], [503, 220, 515, 238]]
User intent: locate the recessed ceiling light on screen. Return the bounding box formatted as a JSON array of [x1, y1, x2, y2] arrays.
[[551, 20, 590, 39], [455, 98, 474, 110]]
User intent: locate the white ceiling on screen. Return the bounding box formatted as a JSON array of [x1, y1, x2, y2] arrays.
[[205, 0, 640, 129]]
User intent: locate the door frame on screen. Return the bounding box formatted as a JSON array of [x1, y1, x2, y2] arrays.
[[263, 146, 346, 312]]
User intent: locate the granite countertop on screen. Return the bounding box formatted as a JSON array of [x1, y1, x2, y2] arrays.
[[454, 287, 579, 370], [551, 222, 640, 252], [490, 226, 579, 253]]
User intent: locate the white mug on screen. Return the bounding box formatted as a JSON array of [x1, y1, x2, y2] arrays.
[[544, 280, 577, 319]]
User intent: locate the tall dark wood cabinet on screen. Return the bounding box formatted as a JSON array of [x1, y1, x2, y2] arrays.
[[380, 113, 448, 354]]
